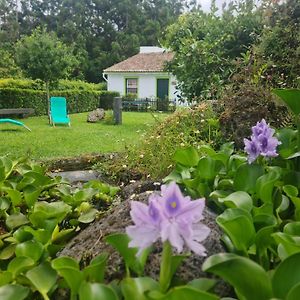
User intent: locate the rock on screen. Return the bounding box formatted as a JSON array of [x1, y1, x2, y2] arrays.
[[87, 108, 105, 122], [50, 170, 100, 184], [59, 181, 230, 296]]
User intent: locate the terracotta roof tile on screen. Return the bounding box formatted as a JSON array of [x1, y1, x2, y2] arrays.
[[104, 52, 174, 72]]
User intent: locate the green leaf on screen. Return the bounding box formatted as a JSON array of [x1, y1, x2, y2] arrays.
[[0, 271, 13, 286], [7, 257, 35, 277], [216, 208, 255, 252], [202, 253, 272, 300], [284, 222, 300, 236], [273, 252, 300, 298], [51, 256, 83, 296], [173, 147, 199, 167], [29, 201, 71, 228], [187, 278, 216, 292], [15, 240, 44, 262], [5, 189, 22, 207], [256, 170, 281, 204], [272, 232, 300, 260], [217, 191, 253, 212], [273, 89, 300, 116], [233, 163, 264, 194], [6, 213, 29, 230], [0, 284, 29, 300], [121, 277, 159, 300], [13, 227, 33, 243], [0, 197, 10, 211], [283, 185, 298, 198], [147, 286, 219, 300], [0, 244, 16, 260], [25, 262, 57, 298], [83, 253, 108, 283], [79, 282, 119, 300], [196, 156, 223, 180], [286, 282, 300, 300], [105, 233, 151, 276], [78, 208, 98, 223], [23, 185, 41, 208]]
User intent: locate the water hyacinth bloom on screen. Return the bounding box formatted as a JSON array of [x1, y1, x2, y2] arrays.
[[244, 119, 281, 163], [126, 182, 210, 256]]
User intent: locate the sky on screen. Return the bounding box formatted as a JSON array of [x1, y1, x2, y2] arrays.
[[197, 0, 226, 12]]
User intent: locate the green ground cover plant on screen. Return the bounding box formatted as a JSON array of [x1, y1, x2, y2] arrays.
[[100, 103, 224, 181], [0, 112, 167, 161]]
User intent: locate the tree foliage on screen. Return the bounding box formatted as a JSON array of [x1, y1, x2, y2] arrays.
[[162, 0, 262, 100], [15, 28, 78, 98], [0, 0, 192, 82]]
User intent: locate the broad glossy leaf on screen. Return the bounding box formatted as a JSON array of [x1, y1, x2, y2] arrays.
[[256, 170, 281, 204], [0, 197, 10, 211], [105, 233, 151, 276], [121, 277, 159, 300], [7, 257, 35, 277], [5, 189, 22, 207], [272, 232, 300, 260], [217, 191, 253, 212], [286, 282, 300, 300], [273, 252, 300, 298], [13, 227, 33, 243], [283, 185, 298, 198], [233, 163, 264, 194], [6, 213, 29, 230], [273, 89, 300, 115], [23, 185, 41, 208], [197, 156, 223, 180], [0, 284, 29, 300], [202, 253, 272, 300], [25, 262, 57, 298], [173, 147, 199, 167], [78, 208, 98, 223], [187, 278, 216, 292], [0, 271, 13, 286], [216, 208, 255, 252], [0, 244, 16, 260], [83, 253, 108, 283], [79, 282, 119, 300], [51, 256, 79, 270], [284, 222, 300, 236], [15, 240, 44, 262], [52, 256, 84, 295], [29, 201, 71, 228], [73, 188, 98, 204], [147, 286, 219, 300]]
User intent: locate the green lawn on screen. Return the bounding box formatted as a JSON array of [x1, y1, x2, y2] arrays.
[[0, 112, 167, 160]]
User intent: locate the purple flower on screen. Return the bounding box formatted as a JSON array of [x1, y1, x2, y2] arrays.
[[126, 182, 210, 256], [244, 119, 281, 163]]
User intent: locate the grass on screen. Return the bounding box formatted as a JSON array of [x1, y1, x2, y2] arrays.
[[0, 112, 168, 161]]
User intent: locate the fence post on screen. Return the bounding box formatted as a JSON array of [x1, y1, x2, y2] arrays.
[[113, 97, 122, 125]]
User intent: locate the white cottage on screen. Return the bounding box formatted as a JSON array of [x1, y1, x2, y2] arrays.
[[102, 47, 180, 101]]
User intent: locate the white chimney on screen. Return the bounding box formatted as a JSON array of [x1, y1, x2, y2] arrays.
[[139, 46, 165, 53]]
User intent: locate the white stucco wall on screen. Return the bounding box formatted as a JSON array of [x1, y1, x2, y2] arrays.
[[104, 72, 180, 100]]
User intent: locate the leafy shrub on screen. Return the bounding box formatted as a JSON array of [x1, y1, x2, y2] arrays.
[[219, 82, 291, 149], [0, 78, 45, 90], [99, 91, 120, 110], [100, 102, 224, 181], [0, 78, 106, 91]]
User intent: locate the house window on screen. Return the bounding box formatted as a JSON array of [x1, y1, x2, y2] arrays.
[[126, 78, 138, 95]]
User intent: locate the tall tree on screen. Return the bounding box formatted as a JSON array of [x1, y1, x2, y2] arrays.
[[15, 27, 78, 99]]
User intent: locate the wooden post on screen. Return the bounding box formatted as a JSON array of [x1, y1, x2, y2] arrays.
[[113, 97, 122, 125]]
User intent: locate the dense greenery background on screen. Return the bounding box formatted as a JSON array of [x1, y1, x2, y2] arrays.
[[0, 0, 195, 83]]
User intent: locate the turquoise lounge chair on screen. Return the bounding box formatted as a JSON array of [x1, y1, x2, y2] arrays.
[[49, 97, 71, 127], [0, 118, 31, 131]]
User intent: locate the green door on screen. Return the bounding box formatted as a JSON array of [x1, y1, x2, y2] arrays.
[[157, 79, 169, 111]]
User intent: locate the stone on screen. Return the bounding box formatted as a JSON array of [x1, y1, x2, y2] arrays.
[[87, 108, 105, 123], [59, 181, 230, 296]]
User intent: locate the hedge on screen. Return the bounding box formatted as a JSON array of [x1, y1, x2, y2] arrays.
[[0, 88, 119, 116], [0, 78, 106, 91], [99, 91, 120, 110]]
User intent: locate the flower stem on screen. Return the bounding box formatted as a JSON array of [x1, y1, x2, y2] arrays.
[[159, 241, 172, 293]]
